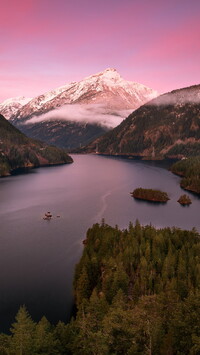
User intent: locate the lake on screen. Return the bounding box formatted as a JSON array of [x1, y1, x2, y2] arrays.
[[0, 154, 200, 332]]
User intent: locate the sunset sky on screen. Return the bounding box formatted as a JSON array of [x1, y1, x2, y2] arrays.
[[1, 0, 199, 101]]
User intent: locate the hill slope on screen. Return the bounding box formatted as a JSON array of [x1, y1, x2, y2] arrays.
[[83, 84, 200, 158], [6, 69, 158, 149], [71, 221, 200, 354], [0, 114, 73, 176]]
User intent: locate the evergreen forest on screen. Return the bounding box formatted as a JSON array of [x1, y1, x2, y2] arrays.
[[131, 188, 169, 202], [171, 156, 200, 194], [0, 114, 73, 176], [0, 221, 200, 354]]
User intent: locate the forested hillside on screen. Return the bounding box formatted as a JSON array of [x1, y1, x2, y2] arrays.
[[0, 114, 73, 176], [81, 84, 200, 159], [171, 156, 200, 194], [71, 221, 200, 354], [0, 221, 199, 354]]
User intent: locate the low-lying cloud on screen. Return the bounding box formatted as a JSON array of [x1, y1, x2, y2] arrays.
[[25, 104, 133, 129], [148, 89, 200, 106]]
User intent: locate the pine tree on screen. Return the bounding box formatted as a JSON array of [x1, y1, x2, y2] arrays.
[[34, 316, 58, 354], [10, 305, 35, 355], [54, 321, 71, 354], [75, 267, 91, 306], [0, 333, 11, 355], [102, 290, 135, 354]]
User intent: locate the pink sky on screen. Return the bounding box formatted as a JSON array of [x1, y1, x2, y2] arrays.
[[0, 0, 199, 101]]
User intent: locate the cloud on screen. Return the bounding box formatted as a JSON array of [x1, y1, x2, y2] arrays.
[[147, 86, 200, 106], [25, 104, 132, 129]]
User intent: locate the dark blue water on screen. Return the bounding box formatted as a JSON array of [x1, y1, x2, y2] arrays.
[[0, 154, 199, 332]]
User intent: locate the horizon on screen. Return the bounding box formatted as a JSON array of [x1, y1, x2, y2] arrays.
[[1, 0, 200, 102]]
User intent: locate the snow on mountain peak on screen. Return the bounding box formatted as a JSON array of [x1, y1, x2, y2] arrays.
[[0, 96, 32, 106], [98, 68, 119, 77], [3, 69, 160, 150], [8, 69, 159, 127], [0, 96, 32, 119], [85, 68, 121, 84], [100, 68, 121, 82]]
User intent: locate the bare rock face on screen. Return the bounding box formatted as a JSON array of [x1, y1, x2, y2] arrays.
[[1, 69, 158, 149]]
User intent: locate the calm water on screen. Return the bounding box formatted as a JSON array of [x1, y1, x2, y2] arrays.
[[0, 154, 200, 332]]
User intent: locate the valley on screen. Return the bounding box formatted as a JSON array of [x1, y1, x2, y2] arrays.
[[0, 154, 200, 334], [1, 0, 200, 352], [1, 77, 200, 355]]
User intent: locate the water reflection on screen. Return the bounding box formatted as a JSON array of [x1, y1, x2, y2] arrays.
[[0, 154, 199, 332]]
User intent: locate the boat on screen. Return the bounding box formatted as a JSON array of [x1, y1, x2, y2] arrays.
[[43, 211, 52, 220]]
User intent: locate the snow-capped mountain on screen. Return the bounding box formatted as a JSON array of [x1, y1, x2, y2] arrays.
[[12, 68, 158, 122], [8, 69, 158, 149], [0, 96, 32, 120]]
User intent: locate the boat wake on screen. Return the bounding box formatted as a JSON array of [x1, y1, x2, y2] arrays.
[[92, 190, 112, 223]]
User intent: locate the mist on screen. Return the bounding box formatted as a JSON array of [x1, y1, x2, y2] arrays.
[[25, 104, 133, 129], [148, 88, 200, 106]]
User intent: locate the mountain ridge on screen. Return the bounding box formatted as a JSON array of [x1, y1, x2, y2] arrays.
[[0, 69, 158, 149], [11, 68, 158, 121], [81, 84, 200, 159], [0, 96, 32, 120]]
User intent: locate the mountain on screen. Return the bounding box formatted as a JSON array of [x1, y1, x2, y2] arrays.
[[0, 114, 73, 177], [83, 84, 200, 159], [0, 96, 32, 119], [7, 69, 158, 149]]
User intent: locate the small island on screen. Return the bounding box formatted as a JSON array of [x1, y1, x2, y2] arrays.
[[177, 194, 192, 205], [131, 187, 170, 202]]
